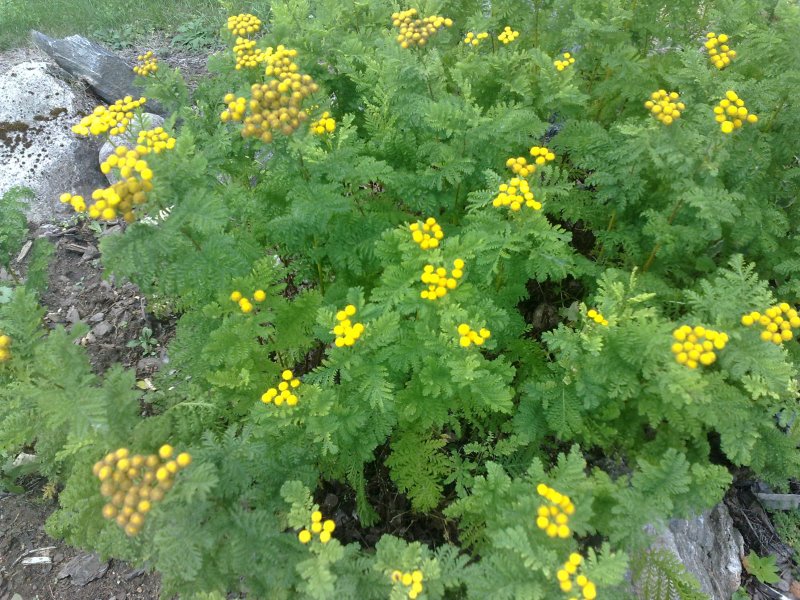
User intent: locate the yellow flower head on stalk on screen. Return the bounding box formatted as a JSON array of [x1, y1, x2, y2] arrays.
[[310, 112, 336, 135], [644, 90, 685, 126], [457, 323, 491, 347], [705, 32, 736, 69], [391, 569, 425, 599], [586, 308, 608, 326], [463, 31, 489, 47], [535, 483, 575, 538], [741, 303, 800, 345], [133, 51, 158, 76], [557, 553, 597, 599], [492, 177, 541, 211], [498, 26, 520, 44], [713, 90, 757, 133], [71, 96, 147, 137], [233, 37, 267, 69], [392, 8, 453, 49], [409, 217, 444, 249], [136, 127, 176, 154], [554, 52, 576, 71], [420, 259, 464, 300], [298, 510, 336, 544], [671, 325, 728, 369], [0, 333, 12, 363], [333, 304, 365, 347], [92, 444, 191, 536], [261, 369, 301, 406], [227, 13, 261, 37]]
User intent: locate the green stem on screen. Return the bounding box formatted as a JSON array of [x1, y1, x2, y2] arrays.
[[641, 199, 684, 273]]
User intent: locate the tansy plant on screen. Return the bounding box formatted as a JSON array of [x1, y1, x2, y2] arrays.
[[2, 1, 800, 598]]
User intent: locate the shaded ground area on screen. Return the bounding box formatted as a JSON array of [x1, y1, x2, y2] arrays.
[[0, 486, 160, 600]]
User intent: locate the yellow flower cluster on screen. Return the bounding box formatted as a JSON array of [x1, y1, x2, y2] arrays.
[[645, 90, 685, 125], [671, 325, 728, 368], [71, 96, 147, 137], [261, 369, 301, 406], [457, 323, 490, 347], [391, 569, 424, 599], [93, 445, 191, 537], [554, 52, 576, 71], [492, 177, 541, 212], [227, 13, 261, 37], [705, 32, 736, 70], [298, 510, 335, 544], [391, 9, 453, 49], [714, 90, 757, 134], [0, 334, 11, 363], [420, 259, 464, 301], [136, 127, 176, 154], [133, 51, 158, 77], [333, 304, 365, 347], [741, 303, 800, 344], [586, 309, 608, 326], [220, 46, 318, 142], [310, 111, 336, 135], [558, 553, 597, 599], [62, 146, 155, 222], [230, 289, 266, 313], [531, 145, 556, 166], [463, 31, 489, 46], [410, 217, 443, 249], [498, 26, 520, 44], [506, 157, 537, 178], [536, 483, 575, 539], [233, 37, 267, 69]]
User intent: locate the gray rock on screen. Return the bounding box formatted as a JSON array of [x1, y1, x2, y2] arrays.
[[65, 306, 80, 324], [32, 31, 136, 108], [651, 503, 743, 600], [57, 552, 109, 586], [92, 321, 113, 337], [0, 61, 107, 224], [89, 312, 105, 323]]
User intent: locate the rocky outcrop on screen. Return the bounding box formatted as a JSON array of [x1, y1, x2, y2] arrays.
[[0, 61, 106, 224]]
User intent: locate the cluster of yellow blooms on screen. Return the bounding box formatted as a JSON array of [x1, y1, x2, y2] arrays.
[[535, 483, 575, 539], [261, 369, 301, 406], [221, 46, 318, 142], [671, 325, 728, 368], [705, 32, 736, 70], [492, 177, 541, 212], [93, 445, 191, 536], [586, 309, 608, 326], [233, 37, 267, 69], [133, 51, 158, 77], [298, 510, 336, 544], [0, 334, 11, 363], [457, 323, 491, 347], [59, 192, 87, 214], [391, 9, 453, 48], [420, 259, 464, 300], [230, 289, 266, 313], [333, 304, 365, 347], [391, 570, 425, 599], [714, 90, 758, 134], [136, 127, 176, 154], [409, 217, 444, 249], [71, 96, 147, 137], [506, 157, 537, 178], [310, 111, 336, 135], [741, 303, 800, 344], [227, 13, 261, 37], [463, 31, 489, 46], [557, 553, 597, 599], [644, 90, 685, 126], [554, 52, 576, 71], [498, 26, 520, 44]]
